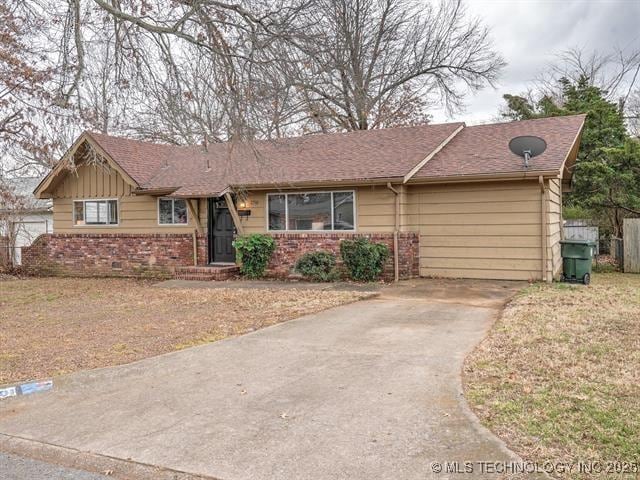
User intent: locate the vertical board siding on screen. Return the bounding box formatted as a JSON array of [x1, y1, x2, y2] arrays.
[[51, 164, 207, 234], [406, 181, 544, 281], [623, 218, 640, 273]]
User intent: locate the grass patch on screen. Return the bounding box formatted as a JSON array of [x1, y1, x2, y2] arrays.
[[464, 273, 640, 479], [0, 277, 369, 385]]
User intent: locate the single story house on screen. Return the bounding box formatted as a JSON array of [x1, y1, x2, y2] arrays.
[[26, 114, 585, 281]]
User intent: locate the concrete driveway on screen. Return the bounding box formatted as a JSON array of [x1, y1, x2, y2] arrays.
[[0, 279, 525, 479]]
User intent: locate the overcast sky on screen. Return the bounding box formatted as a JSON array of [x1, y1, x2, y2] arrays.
[[431, 0, 640, 125]]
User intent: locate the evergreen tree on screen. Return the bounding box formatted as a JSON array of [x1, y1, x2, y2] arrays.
[[502, 76, 636, 235]]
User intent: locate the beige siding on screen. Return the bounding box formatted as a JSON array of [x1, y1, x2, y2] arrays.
[[51, 164, 207, 234], [406, 181, 545, 281], [49, 162, 561, 282], [357, 186, 397, 232], [240, 186, 396, 234], [547, 178, 563, 279], [241, 181, 556, 282]]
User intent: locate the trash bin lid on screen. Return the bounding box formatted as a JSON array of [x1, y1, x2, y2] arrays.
[[560, 239, 597, 246]]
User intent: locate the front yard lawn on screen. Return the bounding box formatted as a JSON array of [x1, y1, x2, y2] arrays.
[[464, 273, 640, 479], [0, 278, 369, 386]]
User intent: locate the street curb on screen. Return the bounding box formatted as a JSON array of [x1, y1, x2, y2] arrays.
[[0, 434, 221, 480]]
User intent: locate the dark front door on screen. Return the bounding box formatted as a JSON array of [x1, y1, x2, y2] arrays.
[[208, 198, 236, 263]]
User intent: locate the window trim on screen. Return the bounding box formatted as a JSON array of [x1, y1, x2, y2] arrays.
[[72, 198, 119, 227], [266, 190, 357, 232], [157, 197, 190, 226]]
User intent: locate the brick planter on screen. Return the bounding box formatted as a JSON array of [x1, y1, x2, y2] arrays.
[[265, 232, 419, 281], [22, 233, 209, 278]]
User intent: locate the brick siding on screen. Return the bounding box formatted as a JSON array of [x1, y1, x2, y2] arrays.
[[266, 232, 419, 281], [21, 233, 208, 278], [21, 231, 420, 281]]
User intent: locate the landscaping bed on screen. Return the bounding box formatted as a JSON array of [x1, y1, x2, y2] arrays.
[[464, 273, 640, 479], [0, 277, 370, 386]]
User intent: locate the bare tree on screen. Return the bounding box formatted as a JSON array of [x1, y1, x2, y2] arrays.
[[285, 0, 504, 131], [534, 46, 640, 133], [0, 178, 29, 269], [628, 90, 640, 137], [85, 0, 314, 140], [0, 2, 57, 172], [4, 0, 505, 174]]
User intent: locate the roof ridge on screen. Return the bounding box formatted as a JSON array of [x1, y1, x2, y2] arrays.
[[467, 113, 588, 129], [85, 121, 467, 151]]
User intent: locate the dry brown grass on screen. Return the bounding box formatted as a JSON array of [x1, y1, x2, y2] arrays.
[[464, 273, 640, 479], [0, 277, 370, 385]]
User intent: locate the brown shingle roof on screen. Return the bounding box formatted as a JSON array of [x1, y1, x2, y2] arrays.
[[81, 115, 584, 197], [415, 114, 585, 179]]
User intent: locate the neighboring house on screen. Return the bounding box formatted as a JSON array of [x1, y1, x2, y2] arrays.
[[0, 177, 53, 266], [28, 115, 585, 281]]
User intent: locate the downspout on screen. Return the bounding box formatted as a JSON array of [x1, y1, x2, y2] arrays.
[[192, 231, 198, 266], [539, 176, 547, 282], [386, 183, 400, 282]]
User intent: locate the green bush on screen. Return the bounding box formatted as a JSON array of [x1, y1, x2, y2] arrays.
[[340, 238, 390, 282], [232, 234, 276, 278], [295, 251, 339, 282], [563, 205, 593, 220]]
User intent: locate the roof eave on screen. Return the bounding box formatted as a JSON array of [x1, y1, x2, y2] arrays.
[[232, 176, 406, 191], [406, 169, 561, 185], [131, 187, 179, 196], [559, 117, 586, 183], [34, 132, 140, 198]]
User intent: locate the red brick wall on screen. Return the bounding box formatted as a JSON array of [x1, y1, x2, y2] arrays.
[[266, 232, 419, 281], [21, 232, 420, 281], [22, 233, 208, 278]]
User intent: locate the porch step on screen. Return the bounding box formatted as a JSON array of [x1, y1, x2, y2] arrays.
[[174, 265, 240, 281]]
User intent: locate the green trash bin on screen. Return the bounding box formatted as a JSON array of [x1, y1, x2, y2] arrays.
[[560, 239, 596, 285]]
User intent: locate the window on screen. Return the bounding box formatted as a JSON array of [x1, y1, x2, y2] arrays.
[[268, 195, 286, 230], [73, 200, 118, 226], [267, 191, 355, 231], [158, 198, 188, 225]]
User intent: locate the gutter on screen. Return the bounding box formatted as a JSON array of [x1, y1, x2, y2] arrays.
[[236, 177, 406, 191], [132, 187, 179, 196], [406, 169, 560, 185], [386, 182, 401, 282], [233, 169, 561, 193]]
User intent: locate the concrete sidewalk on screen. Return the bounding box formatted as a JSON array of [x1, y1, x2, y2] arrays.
[[155, 278, 383, 293], [0, 279, 525, 479]]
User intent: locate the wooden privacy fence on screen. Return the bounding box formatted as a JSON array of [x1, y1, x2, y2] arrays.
[[610, 237, 623, 266], [564, 219, 599, 254], [623, 218, 640, 273]]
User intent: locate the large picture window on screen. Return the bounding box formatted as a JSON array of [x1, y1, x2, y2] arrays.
[[267, 191, 355, 231], [158, 198, 188, 225], [73, 199, 118, 226]]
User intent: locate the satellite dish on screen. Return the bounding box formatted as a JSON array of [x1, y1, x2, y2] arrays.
[[508, 136, 547, 169]]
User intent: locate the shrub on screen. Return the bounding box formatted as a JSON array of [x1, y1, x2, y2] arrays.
[[232, 234, 276, 278], [295, 251, 339, 282], [340, 238, 390, 282]]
